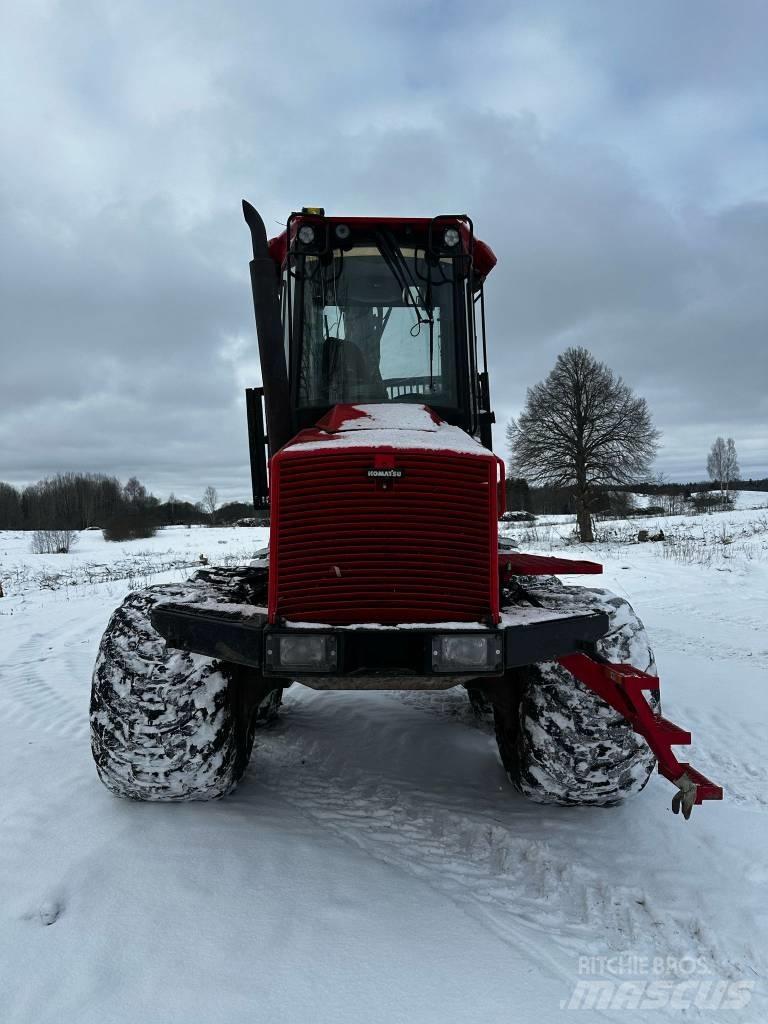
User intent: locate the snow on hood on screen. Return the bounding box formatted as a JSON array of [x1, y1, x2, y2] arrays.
[[321, 404, 442, 432], [290, 403, 489, 456]]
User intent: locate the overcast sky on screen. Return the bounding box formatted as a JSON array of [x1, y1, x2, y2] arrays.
[[2, 1, 766, 502]]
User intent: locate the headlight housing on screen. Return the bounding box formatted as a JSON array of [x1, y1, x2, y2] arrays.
[[297, 224, 316, 245], [431, 634, 503, 673], [265, 633, 338, 672]]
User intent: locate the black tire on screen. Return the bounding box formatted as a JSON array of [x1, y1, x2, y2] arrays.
[[252, 685, 282, 725], [464, 684, 495, 719], [494, 579, 659, 806], [90, 567, 281, 801]]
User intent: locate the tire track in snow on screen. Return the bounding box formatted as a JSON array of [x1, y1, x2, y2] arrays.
[[388, 687, 496, 733], [677, 710, 768, 812], [649, 624, 768, 668], [0, 753, 93, 926], [256, 752, 588, 1004], [255, 698, 757, 991], [398, 685, 768, 814], [402, 654, 768, 816], [623, 619, 768, 812], [0, 630, 89, 739]]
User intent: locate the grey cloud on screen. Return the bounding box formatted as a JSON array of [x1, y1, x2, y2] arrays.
[[1, 0, 766, 499]]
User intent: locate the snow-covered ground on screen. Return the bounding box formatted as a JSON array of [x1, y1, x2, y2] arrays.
[[716, 490, 768, 511], [1, 511, 767, 1023], [632, 490, 768, 512]]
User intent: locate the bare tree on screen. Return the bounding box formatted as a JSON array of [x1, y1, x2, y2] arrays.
[[706, 437, 739, 498], [507, 347, 660, 542], [30, 529, 78, 554], [202, 485, 218, 522], [123, 476, 148, 506]]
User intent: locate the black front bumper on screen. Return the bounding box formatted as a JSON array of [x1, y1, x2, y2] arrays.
[[151, 602, 609, 679]]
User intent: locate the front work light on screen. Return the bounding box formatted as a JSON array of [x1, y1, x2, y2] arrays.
[[431, 634, 503, 673], [443, 227, 461, 248], [265, 633, 337, 672], [335, 223, 351, 240], [298, 224, 316, 245]]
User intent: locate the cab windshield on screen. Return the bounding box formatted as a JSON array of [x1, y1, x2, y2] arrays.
[[294, 246, 460, 409]]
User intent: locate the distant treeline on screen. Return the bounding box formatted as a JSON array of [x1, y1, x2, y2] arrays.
[[0, 473, 127, 530], [505, 479, 622, 516], [507, 477, 768, 516], [2, 470, 765, 531], [0, 473, 256, 531], [610, 479, 768, 495]]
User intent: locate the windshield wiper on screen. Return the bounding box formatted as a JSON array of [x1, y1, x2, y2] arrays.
[[374, 229, 434, 332], [375, 229, 437, 391]]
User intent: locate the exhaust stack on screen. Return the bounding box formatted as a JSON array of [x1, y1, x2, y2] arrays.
[[242, 200, 292, 455]]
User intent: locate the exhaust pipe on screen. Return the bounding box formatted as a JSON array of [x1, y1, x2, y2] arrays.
[[242, 200, 292, 455]]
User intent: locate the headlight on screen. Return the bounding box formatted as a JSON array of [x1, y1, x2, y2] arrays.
[[443, 227, 461, 248], [298, 224, 316, 245], [265, 633, 337, 671], [431, 634, 502, 673], [334, 223, 351, 240]]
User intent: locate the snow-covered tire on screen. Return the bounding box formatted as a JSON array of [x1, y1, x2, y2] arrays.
[[494, 579, 659, 807], [90, 568, 280, 801]]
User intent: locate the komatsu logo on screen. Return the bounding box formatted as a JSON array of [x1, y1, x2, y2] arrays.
[[366, 468, 405, 479]]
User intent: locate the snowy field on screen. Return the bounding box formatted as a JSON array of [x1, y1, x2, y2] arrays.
[[1, 503, 767, 1023]]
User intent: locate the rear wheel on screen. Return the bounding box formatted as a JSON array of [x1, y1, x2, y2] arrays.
[[494, 580, 659, 806], [252, 684, 282, 725], [464, 684, 494, 719], [90, 568, 280, 801]]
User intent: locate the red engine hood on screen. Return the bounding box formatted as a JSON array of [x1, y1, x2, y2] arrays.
[[282, 403, 492, 458]]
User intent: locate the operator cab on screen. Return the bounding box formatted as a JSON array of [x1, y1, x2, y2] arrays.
[[274, 209, 497, 446]]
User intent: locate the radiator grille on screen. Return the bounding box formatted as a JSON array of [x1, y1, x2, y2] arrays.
[[270, 448, 498, 623]]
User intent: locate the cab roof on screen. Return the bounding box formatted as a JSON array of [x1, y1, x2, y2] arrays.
[[267, 214, 497, 286]]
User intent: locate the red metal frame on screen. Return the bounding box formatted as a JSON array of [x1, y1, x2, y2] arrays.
[[558, 653, 723, 817], [500, 552, 603, 576]]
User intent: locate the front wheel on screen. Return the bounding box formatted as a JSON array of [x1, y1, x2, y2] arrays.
[[90, 569, 280, 801], [494, 581, 659, 807]]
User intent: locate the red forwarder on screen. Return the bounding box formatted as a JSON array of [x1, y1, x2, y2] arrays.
[[90, 204, 721, 819]]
